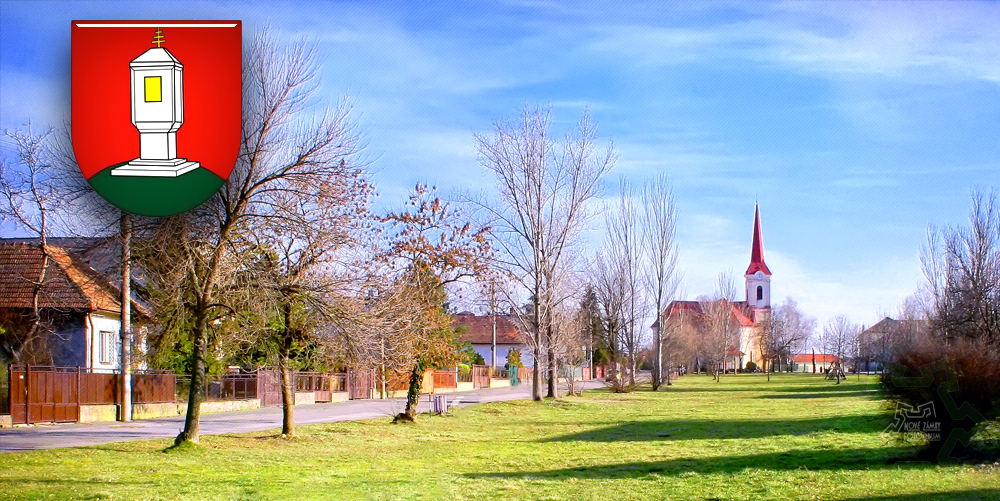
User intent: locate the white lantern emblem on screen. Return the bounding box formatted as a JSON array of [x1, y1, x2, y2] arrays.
[[112, 28, 200, 177]]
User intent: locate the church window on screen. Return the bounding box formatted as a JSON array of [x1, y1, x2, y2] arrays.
[[756, 286, 763, 301]]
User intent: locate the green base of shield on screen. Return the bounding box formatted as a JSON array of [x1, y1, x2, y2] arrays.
[[88, 162, 225, 217]]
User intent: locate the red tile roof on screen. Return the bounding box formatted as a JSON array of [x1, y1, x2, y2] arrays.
[[453, 313, 525, 345], [792, 353, 841, 364], [661, 299, 757, 328], [0, 242, 142, 315]]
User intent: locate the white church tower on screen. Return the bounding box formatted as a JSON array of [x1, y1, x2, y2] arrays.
[[744, 204, 771, 310]]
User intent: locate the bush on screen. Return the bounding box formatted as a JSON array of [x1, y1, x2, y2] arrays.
[[458, 364, 471, 379], [745, 361, 758, 373], [460, 346, 485, 366], [882, 335, 1000, 462], [506, 348, 521, 368]]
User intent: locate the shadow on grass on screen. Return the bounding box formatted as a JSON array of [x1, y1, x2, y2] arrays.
[[465, 446, 928, 480], [541, 414, 889, 443], [766, 380, 884, 393], [759, 389, 886, 400], [837, 490, 1000, 501]]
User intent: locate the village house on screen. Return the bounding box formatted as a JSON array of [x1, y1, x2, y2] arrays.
[[0, 240, 148, 371], [856, 317, 927, 372], [453, 312, 533, 369]]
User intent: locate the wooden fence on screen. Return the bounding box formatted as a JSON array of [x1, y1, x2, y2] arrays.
[[5, 365, 365, 425], [432, 370, 458, 389], [132, 372, 176, 404]]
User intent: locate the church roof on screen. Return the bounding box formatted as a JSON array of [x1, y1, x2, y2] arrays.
[[745, 204, 772, 276], [658, 299, 756, 328]]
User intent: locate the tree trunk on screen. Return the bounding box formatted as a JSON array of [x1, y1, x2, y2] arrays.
[[665, 351, 672, 386], [652, 329, 661, 391], [546, 324, 556, 398], [531, 284, 542, 401], [396, 361, 424, 422], [279, 336, 295, 437], [176, 315, 208, 444]]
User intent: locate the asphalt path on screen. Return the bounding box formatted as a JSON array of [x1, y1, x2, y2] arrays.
[[0, 380, 605, 452]]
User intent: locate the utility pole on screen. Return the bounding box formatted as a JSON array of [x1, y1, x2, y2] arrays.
[[119, 211, 132, 422]]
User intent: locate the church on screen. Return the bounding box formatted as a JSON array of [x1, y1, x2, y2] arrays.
[[656, 204, 772, 373]]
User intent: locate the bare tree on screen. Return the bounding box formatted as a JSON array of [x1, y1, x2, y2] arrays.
[[641, 174, 679, 389], [591, 251, 628, 390], [883, 190, 1000, 461], [822, 315, 858, 383], [704, 272, 738, 382], [0, 125, 66, 363], [242, 155, 374, 437], [604, 177, 646, 386], [142, 30, 366, 445], [922, 190, 1000, 343], [758, 298, 814, 379], [474, 105, 615, 400]]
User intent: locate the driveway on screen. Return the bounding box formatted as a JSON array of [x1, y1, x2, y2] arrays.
[[0, 380, 606, 452]]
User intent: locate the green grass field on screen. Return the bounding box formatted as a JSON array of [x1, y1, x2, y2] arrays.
[[1, 373, 998, 500]]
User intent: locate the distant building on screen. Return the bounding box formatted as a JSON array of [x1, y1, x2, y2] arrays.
[[453, 312, 533, 368], [791, 353, 841, 373], [654, 204, 772, 372], [856, 317, 928, 372], [0, 240, 148, 371]]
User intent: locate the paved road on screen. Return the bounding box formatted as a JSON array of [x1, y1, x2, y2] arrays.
[[0, 380, 605, 452]]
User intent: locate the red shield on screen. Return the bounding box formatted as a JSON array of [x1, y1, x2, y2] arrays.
[[71, 21, 241, 217]]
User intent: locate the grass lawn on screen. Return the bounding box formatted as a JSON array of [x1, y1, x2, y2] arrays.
[[1, 373, 998, 500]]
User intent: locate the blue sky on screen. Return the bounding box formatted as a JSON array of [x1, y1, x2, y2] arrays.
[[2, 1, 998, 331]]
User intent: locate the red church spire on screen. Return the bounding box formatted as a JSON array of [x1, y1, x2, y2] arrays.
[[745, 204, 771, 276]]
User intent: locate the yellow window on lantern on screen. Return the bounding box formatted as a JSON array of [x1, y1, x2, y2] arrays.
[[144, 76, 162, 102]]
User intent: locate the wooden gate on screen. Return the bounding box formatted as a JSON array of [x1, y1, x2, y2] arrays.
[[8, 365, 116, 425], [471, 365, 490, 389], [347, 369, 374, 400], [256, 368, 282, 407]]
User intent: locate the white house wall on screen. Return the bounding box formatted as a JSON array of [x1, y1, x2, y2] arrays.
[[87, 313, 121, 373], [471, 343, 533, 368]]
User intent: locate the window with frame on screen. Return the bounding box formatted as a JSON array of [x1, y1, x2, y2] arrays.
[[100, 331, 117, 365]]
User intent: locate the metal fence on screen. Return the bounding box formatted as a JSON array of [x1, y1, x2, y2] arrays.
[[176, 373, 258, 403]]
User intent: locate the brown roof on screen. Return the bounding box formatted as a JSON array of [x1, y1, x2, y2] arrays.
[[453, 313, 525, 345], [0, 242, 145, 316]]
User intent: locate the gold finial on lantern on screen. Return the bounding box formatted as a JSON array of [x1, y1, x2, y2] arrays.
[[152, 27, 165, 47]]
